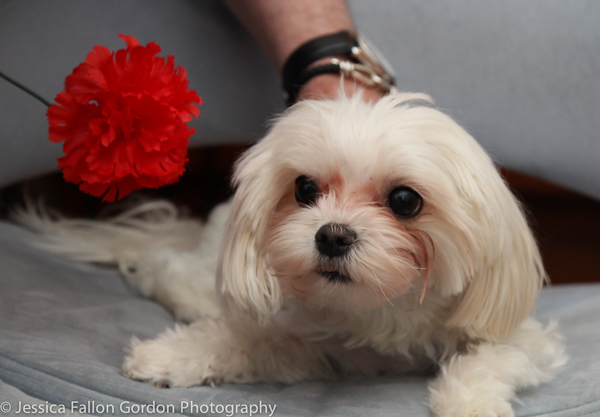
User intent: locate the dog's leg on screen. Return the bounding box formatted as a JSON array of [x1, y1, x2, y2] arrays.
[[122, 317, 350, 388], [428, 317, 567, 417], [122, 316, 401, 388]]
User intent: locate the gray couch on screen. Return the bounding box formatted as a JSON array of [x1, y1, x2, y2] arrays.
[[1, 1, 599, 416]]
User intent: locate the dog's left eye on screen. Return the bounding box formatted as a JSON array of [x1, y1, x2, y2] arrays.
[[388, 186, 423, 218], [295, 176, 319, 206]]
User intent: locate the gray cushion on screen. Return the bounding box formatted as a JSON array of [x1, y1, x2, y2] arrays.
[[1, 0, 600, 200], [0, 378, 88, 417], [1, 220, 599, 416]]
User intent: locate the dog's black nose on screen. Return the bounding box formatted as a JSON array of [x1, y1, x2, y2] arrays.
[[315, 224, 357, 258]]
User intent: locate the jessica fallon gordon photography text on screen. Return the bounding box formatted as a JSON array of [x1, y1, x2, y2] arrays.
[[8, 400, 277, 416]]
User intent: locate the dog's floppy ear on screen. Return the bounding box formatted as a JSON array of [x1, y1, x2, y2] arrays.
[[388, 102, 546, 342], [445, 153, 546, 342], [216, 139, 283, 323]]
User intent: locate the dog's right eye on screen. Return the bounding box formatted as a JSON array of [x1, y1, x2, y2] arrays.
[[295, 176, 319, 206]]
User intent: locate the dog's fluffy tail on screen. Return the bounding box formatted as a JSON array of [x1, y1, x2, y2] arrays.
[[13, 200, 231, 321]]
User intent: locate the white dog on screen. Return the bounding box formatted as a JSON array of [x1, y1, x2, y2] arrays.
[[20, 93, 567, 417]]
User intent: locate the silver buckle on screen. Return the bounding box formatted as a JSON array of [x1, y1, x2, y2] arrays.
[[330, 58, 397, 94], [352, 34, 396, 85]]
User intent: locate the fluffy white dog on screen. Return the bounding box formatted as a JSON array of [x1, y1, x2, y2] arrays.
[[20, 93, 567, 417]]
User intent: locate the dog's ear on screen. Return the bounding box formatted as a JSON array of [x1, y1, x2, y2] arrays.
[[216, 140, 283, 323], [391, 104, 546, 342], [444, 156, 546, 342]]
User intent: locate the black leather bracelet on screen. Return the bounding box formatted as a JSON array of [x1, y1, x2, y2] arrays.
[[282, 31, 357, 106]]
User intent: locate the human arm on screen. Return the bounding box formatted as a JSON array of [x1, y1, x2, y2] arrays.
[[222, 0, 383, 102]]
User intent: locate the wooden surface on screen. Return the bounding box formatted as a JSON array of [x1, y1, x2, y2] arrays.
[[1, 144, 598, 284], [501, 169, 600, 284]]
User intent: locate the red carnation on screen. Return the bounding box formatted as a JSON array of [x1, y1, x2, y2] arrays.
[[47, 34, 201, 202]]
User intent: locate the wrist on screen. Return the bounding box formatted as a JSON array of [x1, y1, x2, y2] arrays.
[[282, 31, 395, 106], [296, 72, 384, 103]]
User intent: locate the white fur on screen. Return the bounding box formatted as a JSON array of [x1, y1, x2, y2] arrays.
[[15, 200, 228, 321], [18, 93, 567, 417]]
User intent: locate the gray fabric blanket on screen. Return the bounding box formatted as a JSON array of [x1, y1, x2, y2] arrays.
[[1, 220, 599, 417]]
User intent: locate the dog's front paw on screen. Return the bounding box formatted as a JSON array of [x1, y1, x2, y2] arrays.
[[122, 326, 229, 388], [429, 378, 515, 417], [429, 396, 513, 417]]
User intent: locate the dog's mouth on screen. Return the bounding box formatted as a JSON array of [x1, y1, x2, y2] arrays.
[[316, 269, 353, 283]]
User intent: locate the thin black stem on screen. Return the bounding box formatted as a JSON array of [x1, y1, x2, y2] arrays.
[[0, 70, 52, 108]]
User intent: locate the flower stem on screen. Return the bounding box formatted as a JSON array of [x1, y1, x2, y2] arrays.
[[0, 70, 52, 108]]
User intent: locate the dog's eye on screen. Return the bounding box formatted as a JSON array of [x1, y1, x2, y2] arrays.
[[295, 176, 319, 206], [388, 187, 423, 218]]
